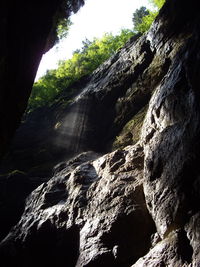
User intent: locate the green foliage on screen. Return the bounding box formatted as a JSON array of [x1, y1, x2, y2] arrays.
[[134, 11, 158, 33], [29, 70, 60, 110], [149, 0, 165, 9], [133, 0, 165, 33], [28, 29, 134, 112], [132, 7, 150, 32], [57, 18, 72, 40]]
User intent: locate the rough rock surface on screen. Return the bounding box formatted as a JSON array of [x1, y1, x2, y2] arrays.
[[1, 0, 200, 266], [0, 0, 85, 242], [0, 28, 164, 239], [0, 146, 156, 267]]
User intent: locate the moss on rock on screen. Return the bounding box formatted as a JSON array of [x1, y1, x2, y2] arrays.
[[112, 106, 147, 150]]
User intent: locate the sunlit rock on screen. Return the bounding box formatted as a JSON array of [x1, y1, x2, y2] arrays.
[[0, 147, 155, 266]]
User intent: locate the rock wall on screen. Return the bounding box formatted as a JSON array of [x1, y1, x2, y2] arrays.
[[0, 0, 200, 266], [0, 0, 85, 242], [0, 0, 84, 158]]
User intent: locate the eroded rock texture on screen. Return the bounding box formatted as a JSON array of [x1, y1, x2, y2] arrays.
[[0, 0, 200, 266], [0, 147, 156, 267]]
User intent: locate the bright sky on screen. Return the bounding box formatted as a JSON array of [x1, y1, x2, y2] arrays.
[[35, 0, 151, 80]]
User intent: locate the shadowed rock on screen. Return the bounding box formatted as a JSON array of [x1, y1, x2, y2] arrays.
[[0, 0, 85, 158], [1, 0, 200, 266]]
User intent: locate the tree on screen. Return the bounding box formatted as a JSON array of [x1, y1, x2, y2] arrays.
[[56, 18, 72, 41], [132, 7, 149, 32], [132, 0, 165, 33]]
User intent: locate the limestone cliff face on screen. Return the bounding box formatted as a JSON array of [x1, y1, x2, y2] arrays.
[[0, 0, 84, 158], [0, 0, 200, 266]]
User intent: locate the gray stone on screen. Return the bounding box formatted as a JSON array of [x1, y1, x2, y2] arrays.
[[1, 0, 200, 266], [0, 146, 155, 266]]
